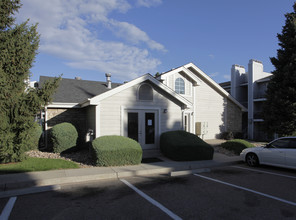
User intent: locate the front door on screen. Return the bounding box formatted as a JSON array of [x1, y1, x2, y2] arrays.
[[125, 110, 158, 149]]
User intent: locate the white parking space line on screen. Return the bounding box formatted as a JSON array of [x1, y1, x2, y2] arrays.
[[193, 174, 296, 206], [0, 197, 17, 220], [232, 166, 296, 179], [120, 179, 182, 220]]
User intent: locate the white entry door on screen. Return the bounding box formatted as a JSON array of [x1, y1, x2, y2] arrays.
[[125, 110, 158, 149]]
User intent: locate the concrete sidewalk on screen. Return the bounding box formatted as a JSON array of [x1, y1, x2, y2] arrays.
[[0, 152, 241, 198]]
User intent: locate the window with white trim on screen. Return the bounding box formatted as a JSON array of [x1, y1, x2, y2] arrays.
[[138, 84, 153, 101], [175, 77, 185, 94]]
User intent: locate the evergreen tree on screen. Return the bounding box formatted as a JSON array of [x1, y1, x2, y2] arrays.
[[0, 0, 60, 163], [263, 3, 296, 136]]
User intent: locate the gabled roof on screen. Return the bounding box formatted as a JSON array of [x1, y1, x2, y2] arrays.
[[160, 62, 247, 112], [83, 73, 192, 108], [39, 76, 121, 104], [159, 66, 202, 86]]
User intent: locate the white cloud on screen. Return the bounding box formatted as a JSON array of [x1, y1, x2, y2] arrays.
[[223, 75, 231, 80], [136, 0, 162, 7], [209, 72, 219, 78], [208, 54, 215, 59], [107, 20, 166, 51], [16, 0, 165, 80]]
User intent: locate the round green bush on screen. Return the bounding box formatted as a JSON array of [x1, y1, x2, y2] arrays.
[[220, 139, 254, 155], [160, 130, 214, 161], [91, 135, 143, 166], [51, 122, 78, 153]]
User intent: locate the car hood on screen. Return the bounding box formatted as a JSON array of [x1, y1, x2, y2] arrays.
[[242, 146, 265, 153]]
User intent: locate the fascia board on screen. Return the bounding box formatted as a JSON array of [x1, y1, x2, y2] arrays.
[[184, 63, 247, 112], [149, 75, 193, 107], [89, 74, 151, 104], [160, 67, 184, 79], [47, 102, 80, 108], [160, 66, 201, 85], [88, 73, 192, 108], [182, 68, 202, 85], [80, 99, 91, 108]]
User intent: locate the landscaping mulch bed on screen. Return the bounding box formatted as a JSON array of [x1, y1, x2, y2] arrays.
[[213, 146, 237, 156], [26, 149, 95, 168]]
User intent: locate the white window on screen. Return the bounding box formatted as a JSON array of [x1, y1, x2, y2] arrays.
[[138, 84, 153, 101], [175, 77, 185, 94]]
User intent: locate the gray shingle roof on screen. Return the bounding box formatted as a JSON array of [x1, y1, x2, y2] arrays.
[[39, 76, 122, 103]]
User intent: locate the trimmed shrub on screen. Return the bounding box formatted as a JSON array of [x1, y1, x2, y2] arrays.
[[220, 139, 254, 155], [23, 122, 42, 151], [91, 135, 142, 166], [220, 131, 234, 140], [160, 130, 214, 161], [220, 131, 244, 140], [51, 122, 78, 153]]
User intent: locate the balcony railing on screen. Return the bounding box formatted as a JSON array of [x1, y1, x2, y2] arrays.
[[254, 93, 266, 99], [254, 111, 263, 120]]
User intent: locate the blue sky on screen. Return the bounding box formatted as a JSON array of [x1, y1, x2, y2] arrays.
[[16, 0, 295, 83]]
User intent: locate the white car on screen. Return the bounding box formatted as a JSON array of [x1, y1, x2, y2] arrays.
[[240, 137, 296, 169]]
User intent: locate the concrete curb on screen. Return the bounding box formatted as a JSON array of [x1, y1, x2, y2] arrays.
[[0, 185, 61, 199], [0, 159, 242, 198]]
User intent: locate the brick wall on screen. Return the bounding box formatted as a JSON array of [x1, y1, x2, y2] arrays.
[[46, 108, 87, 147], [226, 100, 242, 133]]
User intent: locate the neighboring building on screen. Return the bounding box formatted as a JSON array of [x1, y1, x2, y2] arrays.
[[40, 62, 246, 154], [220, 59, 273, 140]]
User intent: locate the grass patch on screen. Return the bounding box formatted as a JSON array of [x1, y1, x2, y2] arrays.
[[220, 139, 254, 155], [0, 157, 79, 174]]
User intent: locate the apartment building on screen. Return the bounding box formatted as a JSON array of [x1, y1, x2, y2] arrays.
[[220, 59, 273, 140]]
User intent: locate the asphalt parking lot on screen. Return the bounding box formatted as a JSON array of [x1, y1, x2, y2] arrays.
[[1, 164, 296, 220]]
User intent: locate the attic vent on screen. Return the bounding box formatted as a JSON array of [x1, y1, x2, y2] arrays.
[[75, 77, 81, 80]]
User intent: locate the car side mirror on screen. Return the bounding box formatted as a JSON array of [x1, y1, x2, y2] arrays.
[[265, 144, 272, 148]]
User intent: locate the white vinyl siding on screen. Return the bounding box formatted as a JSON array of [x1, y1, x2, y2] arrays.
[[99, 82, 183, 138], [164, 73, 193, 99], [195, 83, 226, 139]]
